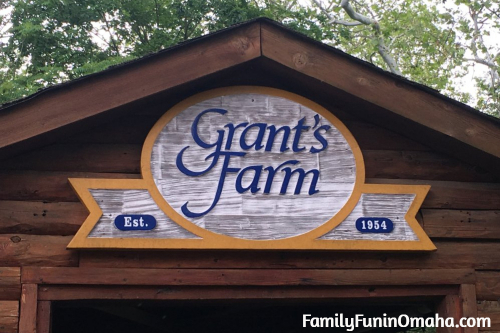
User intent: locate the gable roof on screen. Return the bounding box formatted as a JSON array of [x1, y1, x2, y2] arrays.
[[0, 18, 499, 173]]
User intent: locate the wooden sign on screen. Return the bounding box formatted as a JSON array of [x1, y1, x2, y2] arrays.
[[68, 87, 435, 251]]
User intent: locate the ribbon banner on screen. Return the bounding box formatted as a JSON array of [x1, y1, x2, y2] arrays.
[[68, 87, 435, 251]]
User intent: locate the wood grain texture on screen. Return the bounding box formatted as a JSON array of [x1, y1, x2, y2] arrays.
[[87, 191, 420, 242], [460, 284, 479, 333], [37, 285, 458, 301], [65, 116, 159, 144], [21, 267, 475, 286], [0, 235, 77, 267], [36, 302, 51, 333], [19, 284, 36, 333], [0, 316, 17, 333], [0, 302, 18, 318], [364, 150, 499, 182], [343, 120, 431, 151], [0, 22, 261, 151], [319, 193, 417, 241], [150, 93, 356, 240], [260, 22, 500, 159], [478, 301, 500, 331], [477, 272, 500, 301], [0, 144, 141, 173], [0, 171, 140, 202], [88, 189, 199, 239], [0, 201, 85, 235], [0, 268, 20, 301], [437, 294, 462, 333], [367, 179, 500, 210], [78, 240, 500, 270], [0, 302, 18, 333], [422, 210, 500, 239]]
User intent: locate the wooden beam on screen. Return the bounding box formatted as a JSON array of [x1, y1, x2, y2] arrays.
[[79, 240, 500, 270], [260, 21, 500, 160], [0, 268, 21, 301], [437, 294, 463, 333], [36, 302, 51, 333], [0, 22, 261, 153], [21, 267, 475, 286], [460, 285, 479, 333], [37, 285, 458, 301], [19, 284, 37, 333]]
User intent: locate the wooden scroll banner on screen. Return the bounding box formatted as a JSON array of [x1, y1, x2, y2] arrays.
[[68, 86, 435, 251]]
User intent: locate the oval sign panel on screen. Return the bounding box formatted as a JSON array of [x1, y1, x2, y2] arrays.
[[143, 87, 363, 240]]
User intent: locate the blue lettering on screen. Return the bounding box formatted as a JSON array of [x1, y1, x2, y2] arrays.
[[176, 109, 330, 218]]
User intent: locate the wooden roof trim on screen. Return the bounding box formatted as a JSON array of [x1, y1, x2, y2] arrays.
[[260, 22, 500, 159], [0, 22, 261, 151]]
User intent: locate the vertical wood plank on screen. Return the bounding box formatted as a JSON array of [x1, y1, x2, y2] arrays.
[[36, 302, 51, 333], [437, 294, 463, 333], [19, 284, 37, 333], [461, 284, 479, 333]]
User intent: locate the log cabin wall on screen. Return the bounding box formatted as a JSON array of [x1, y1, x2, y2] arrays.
[[0, 20, 499, 333]]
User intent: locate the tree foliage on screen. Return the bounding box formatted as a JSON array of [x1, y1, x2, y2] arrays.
[[0, 0, 499, 116]]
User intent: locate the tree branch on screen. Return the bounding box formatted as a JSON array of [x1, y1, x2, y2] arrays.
[[329, 19, 362, 26], [464, 57, 498, 69]]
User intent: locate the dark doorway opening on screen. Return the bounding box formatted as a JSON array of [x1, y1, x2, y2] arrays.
[[51, 298, 438, 333]]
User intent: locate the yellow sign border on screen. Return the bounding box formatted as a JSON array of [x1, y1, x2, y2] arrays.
[[68, 86, 436, 251]]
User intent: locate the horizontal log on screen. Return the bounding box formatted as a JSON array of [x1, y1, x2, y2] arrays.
[[367, 179, 500, 210], [478, 301, 500, 331], [0, 300, 17, 333], [0, 302, 18, 318], [0, 201, 86, 235], [364, 151, 498, 182], [344, 121, 430, 151], [79, 240, 500, 270], [0, 316, 17, 333], [37, 285, 458, 301], [422, 209, 500, 239], [21, 267, 475, 286], [0, 268, 20, 301], [477, 272, 500, 301], [0, 235, 77, 267], [0, 144, 141, 173], [66, 116, 159, 144], [0, 268, 19, 278], [2, 142, 496, 182], [0, 171, 140, 202]]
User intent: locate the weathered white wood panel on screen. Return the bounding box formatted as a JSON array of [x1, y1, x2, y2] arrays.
[[88, 189, 199, 239], [149, 93, 357, 240], [319, 193, 418, 241]]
